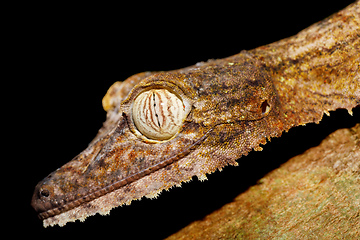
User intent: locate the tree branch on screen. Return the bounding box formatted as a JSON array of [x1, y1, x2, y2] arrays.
[[167, 124, 360, 239]]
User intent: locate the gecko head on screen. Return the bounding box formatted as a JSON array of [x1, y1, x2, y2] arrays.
[[30, 73, 203, 224], [31, 52, 281, 226]]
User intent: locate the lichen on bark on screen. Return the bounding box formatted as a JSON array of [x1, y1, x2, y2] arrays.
[[167, 124, 360, 239]]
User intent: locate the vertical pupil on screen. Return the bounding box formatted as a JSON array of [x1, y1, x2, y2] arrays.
[[153, 92, 160, 127]]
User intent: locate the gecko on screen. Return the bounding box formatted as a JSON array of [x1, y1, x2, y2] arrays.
[[32, 1, 360, 227]]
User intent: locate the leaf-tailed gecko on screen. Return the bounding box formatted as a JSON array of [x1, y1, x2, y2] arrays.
[[32, 1, 359, 227]]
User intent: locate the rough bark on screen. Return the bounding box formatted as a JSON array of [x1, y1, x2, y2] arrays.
[[167, 124, 360, 239]]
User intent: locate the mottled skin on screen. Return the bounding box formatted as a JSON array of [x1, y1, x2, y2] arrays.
[[32, 2, 359, 227]]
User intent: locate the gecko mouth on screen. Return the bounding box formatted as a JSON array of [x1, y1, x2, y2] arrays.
[[32, 128, 213, 220]]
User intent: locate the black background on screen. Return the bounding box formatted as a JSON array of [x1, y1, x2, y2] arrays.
[[13, 1, 358, 239]]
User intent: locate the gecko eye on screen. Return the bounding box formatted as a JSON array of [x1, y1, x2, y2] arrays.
[[132, 89, 186, 140]]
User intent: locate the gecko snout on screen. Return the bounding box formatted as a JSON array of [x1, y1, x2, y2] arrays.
[[31, 183, 53, 214], [31, 174, 62, 220]]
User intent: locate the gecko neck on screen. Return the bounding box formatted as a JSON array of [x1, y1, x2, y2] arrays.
[[248, 1, 359, 124]]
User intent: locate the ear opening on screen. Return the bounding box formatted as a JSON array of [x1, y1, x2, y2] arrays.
[[261, 100, 271, 115]]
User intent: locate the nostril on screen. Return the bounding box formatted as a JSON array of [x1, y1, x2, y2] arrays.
[[40, 189, 50, 198]]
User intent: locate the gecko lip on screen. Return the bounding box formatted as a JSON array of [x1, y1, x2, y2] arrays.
[[31, 128, 213, 220]]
